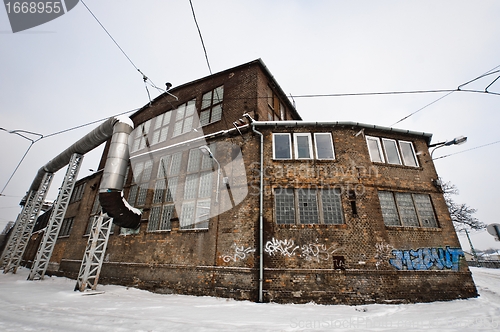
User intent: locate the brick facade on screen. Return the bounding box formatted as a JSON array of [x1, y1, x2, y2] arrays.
[[23, 59, 477, 304]]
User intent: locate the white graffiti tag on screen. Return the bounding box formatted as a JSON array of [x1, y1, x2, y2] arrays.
[[374, 242, 394, 269], [221, 245, 256, 263], [300, 242, 341, 262], [264, 238, 299, 257]]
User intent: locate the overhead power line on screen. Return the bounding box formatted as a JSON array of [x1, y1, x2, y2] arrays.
[[390, 65, 500, 126], [0, 107, 138, 195], [188, 0, 212, 75], [433, 140, 500, 161], [80, 0, 172, 104]]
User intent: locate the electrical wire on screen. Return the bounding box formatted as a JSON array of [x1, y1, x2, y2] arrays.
[[0, 108, 139, 194], [80, 0, 139, 71], [390, 64, 500, 127], [433, 140, 500, 160], [188, 0, 212, 75], [80, 1, 172, 104]]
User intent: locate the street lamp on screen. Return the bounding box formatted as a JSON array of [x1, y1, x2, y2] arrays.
[[429, 136, 467, 159], [199, 145, 221, 203]]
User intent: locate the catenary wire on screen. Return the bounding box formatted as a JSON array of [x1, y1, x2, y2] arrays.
[[433, 140, 500, 161], [188, 0, 212, 75], [390, 64, 500, 127], [0, 108, 139, 195]]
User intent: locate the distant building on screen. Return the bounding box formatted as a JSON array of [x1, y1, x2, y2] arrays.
[[21, 59, 477, 304]]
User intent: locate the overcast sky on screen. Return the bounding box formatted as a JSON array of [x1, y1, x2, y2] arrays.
[[1, 1, 499, 250]]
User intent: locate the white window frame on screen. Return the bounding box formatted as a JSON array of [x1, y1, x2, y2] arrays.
[[293, 133, 313, 159], [399, 140, 419, 167], [172, 99, 196, 137], [366, 136, 385, 163], [382, 138, 402, 165], [313, 133, 335, 160], [272, 133, 292, 159]]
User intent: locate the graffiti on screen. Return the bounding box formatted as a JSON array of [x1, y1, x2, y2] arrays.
[[374, 242, 394, 269], [264, 238, 344, 268], [264, 238, 299, 257], [389, 246, 464, 271], [220, 245, 256, 263], [300, 242, 341, 262]]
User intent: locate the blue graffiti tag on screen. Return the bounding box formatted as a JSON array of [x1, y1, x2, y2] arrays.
[[389, 247, 464, 271]]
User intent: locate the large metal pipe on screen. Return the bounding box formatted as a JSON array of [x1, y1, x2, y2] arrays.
[[28, 117, 116, 193], [99, 119, 141, 229], [27, 116, 141, 228]]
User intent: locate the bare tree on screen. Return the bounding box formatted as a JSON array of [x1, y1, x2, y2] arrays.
[[441, 181, 486, 230]]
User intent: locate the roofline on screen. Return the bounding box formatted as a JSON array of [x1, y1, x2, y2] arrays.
[[251, 120, 433, 145], [131, 59, 301, 120]]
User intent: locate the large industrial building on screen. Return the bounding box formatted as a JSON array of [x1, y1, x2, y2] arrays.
[[3, 59, 477, 304]]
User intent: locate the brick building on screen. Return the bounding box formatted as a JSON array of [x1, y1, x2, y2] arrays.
[[22, 59, 477, 304]]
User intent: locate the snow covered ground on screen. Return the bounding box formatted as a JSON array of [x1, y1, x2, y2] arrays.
[[0, 267, 499, 331]]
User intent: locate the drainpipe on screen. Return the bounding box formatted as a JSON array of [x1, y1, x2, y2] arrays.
[[244, 113, 264, 303]]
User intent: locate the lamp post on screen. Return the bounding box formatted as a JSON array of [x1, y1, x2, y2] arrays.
[[429, 136, 467, 159], [199, 145, 221, 203]]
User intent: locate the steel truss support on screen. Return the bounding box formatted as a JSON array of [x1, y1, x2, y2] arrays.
[[28, 153, 83, 281], [2, 172, 54, 274], [75, 212, 113, 292]]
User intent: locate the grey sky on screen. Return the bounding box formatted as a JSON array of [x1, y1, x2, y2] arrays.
[[1, 1, 499, 250]]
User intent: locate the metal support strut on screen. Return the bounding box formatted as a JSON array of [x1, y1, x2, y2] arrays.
[[75, 212, 113, 292], [2, 172, 54, 274], [28, 153, 83, 281]]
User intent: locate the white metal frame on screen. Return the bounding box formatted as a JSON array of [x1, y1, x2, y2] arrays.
[[28, 153, 83, 280], [75, 212, 113, 292], [2, 172, 54, 274]]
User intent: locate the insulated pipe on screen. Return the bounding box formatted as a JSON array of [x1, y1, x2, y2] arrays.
[[99, 119, 141, 229], [27, 115, 141, 228], [28, 117, 117, 193]]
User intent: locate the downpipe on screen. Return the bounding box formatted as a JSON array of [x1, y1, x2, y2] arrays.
[[244, 113, 264, 303]]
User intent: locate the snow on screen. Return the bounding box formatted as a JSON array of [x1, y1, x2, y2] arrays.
[[0, 267, 499, 331]]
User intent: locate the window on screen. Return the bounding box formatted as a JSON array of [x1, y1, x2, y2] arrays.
[[382, 139, 402, 165], [151, 112, 172, 145], [131, 120, 152, 152], [59, 217, 74, 237], [279, 103, 285, 121], [273, 132, 335, 160], [127, 160, 153, 208], [399, 140, 419, 167], [298, 189, 319, 223], [294, 133, 313, 159], [273, 133, 292, 159], [275, 188, 344, 225], [275, 189, 295, 224], [172, 99, 196, 137], [266, 86, 274, 109], [366, 136, 385, 163], [378, 191, 438, 227], [366, 136, 419, 167], [148, 154, 178, 232], [178, 145, 216, 230], [200, 86, 223, 126], [70, 183, 86, 203], [314, 133, 335, 159]]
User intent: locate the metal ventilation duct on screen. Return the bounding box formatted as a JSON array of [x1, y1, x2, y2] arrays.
[[27, 116, 141, 229]]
